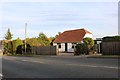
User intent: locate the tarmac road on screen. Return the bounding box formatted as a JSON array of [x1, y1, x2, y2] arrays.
[[2, 55, 119, 78]]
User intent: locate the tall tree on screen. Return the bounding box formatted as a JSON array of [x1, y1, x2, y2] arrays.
[[38, 32, 50, 46], [3, 28, 13, 54], [5, 28, 13, 40], [26, 38, 41, 46], [38, 32, 48, 40]]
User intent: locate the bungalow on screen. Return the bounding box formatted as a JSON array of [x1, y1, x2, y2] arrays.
[[53, 28, 93, 53]]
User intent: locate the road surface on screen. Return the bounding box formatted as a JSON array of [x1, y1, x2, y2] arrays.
[[2, 56, 119, 78]]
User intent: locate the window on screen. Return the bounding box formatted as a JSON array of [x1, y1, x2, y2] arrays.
[[57, 43, 61, 48], [72, 43, 76, 48], [72, 45, 74, 48]]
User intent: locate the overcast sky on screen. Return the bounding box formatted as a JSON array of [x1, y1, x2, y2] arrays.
[[0, 1, 118, 40]]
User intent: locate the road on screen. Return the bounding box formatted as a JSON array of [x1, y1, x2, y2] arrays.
[[2, 56, 119, 78]]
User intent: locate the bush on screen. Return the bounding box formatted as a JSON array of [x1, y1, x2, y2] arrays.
[[16, 45, 23, 54], [13, 38, 23, 53], [74, 43, 88, 55], [22, 43, 32, 54], [102, 36, 120, 41], [26, 44, 31, 53]]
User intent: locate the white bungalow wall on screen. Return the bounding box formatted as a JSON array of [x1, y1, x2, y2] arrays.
[[53, 43, 65, 52], [84, 33, 93, 39], [59, 43, 65, 52], [67, 43, 74, 52], [53, 43, 75, 52]]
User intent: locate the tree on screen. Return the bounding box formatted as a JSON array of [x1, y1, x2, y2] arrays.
[[3, 41, 9, 54], [38, 32, 50, 46], [5, 28, 13, 40], [3, 28, 13, 54], [55, 32, 61, 38], [38, 32, 48, 40], [83, 37, 94, 54], [13, 38, 23, 53], [26, 38, 41, 46], [49, 37, 55, 46]]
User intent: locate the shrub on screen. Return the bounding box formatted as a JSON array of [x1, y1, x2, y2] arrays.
[[102, 36, 120, 41], [16, 45, 23, 54], [74, 43, 88, 55], [26, 44, 31, 53]]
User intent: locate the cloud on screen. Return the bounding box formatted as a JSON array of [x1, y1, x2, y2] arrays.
[[1, 2, 118, 40]]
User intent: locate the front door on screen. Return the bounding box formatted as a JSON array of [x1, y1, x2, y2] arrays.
[[65, 43, 67, 52]]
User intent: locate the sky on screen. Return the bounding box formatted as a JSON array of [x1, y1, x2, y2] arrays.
[[0, 1, 118, 40]]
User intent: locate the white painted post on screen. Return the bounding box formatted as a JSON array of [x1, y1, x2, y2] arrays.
[[25, 23, 27, 54]]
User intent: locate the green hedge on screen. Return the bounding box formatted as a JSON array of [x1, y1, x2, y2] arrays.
[[74, 43, 88, 55], [102, 36, 120, 42]]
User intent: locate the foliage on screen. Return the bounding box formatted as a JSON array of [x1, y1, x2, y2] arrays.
[[75, 43, 88, 55], [3, 30, 61, 55], [26, 44, 31, 53], [83, 37, 94, 49], [3, 28, 13, 54], [38, 32, 50, 46], [13, 38, 23, 52], [49, 37, 55, 46], [3, 41, 13, 54], [3, 41, 9, 54], [26, 38, 41, 46], [16, 45, 23, 54], [22, 43, 32, 54], [103, 36, 120, 41], [74, 37, 94, 55], [16, 43, 32, 54], [5, 28, 13, 40], [114, 36, 120, 40], [55, 32, 61, 38]]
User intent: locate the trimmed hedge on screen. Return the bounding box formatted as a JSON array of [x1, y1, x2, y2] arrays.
[[102, 36, 120, 42]]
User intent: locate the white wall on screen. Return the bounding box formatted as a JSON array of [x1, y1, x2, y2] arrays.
[[97, 41, 102, 44], [84, 33, 93, 39], [67, 43, 74, 52], [59, 43, 65, 52], [53, 43, 75, 52], [53, 43, 65, 52]]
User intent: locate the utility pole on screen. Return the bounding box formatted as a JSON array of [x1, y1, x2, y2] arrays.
[[25, 22, 27, 54]]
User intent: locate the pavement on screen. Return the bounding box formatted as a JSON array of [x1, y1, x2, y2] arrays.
[[2, 55, 119, 78]]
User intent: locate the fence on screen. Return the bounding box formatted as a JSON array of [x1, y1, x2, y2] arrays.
[[102, 41, 120, 55], [31, 46, 57, 55]]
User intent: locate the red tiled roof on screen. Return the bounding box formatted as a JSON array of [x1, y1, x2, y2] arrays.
[[54, 28, 92, 43]]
